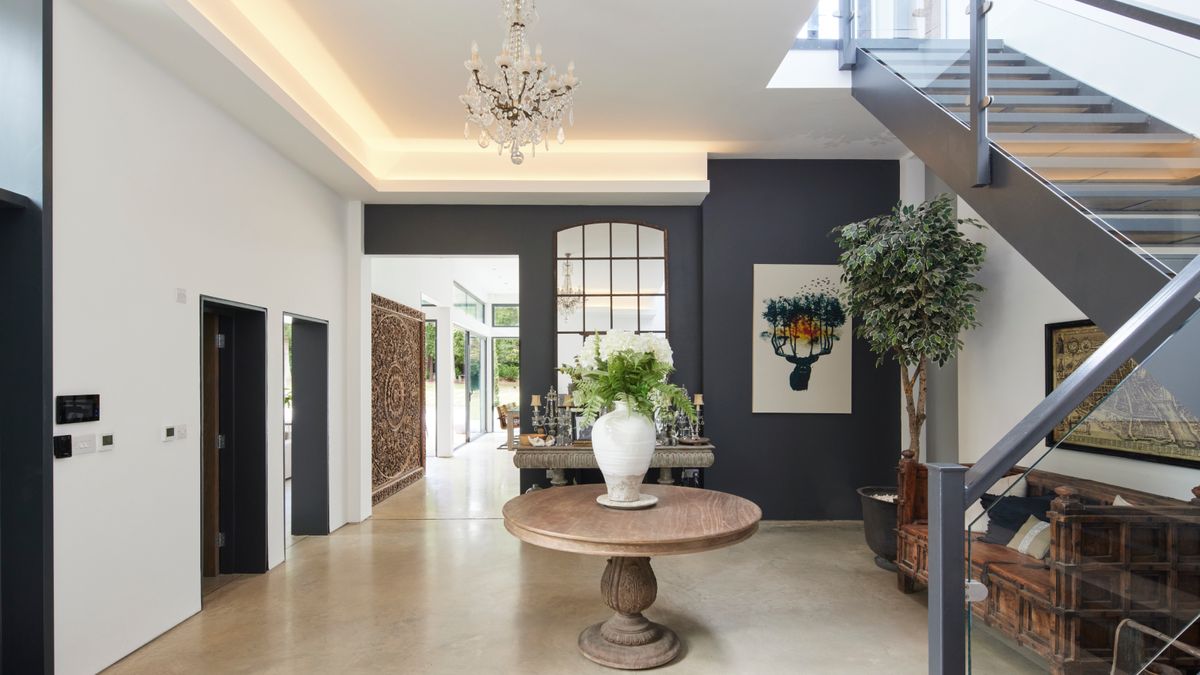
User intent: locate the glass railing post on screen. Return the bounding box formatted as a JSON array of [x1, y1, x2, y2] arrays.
[[969, 0, 992, 186], [838, 0, 857, 69], [927, 463, 968, 675]]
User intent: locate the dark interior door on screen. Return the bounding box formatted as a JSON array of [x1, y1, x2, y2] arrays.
[[290, 317, 329, 536], [201, 300, 267, 576]]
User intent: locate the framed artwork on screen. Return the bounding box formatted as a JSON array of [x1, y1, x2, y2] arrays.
[[1045, 319, 1200, 467], [752, 264, 852, 414]]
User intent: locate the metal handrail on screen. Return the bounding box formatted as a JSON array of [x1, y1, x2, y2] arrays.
[[1073, 0, 1200, 40], [969, 0, 991, 187], [838, 0, 856, 69]]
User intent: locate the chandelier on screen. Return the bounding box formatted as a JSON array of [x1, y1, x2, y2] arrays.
[[558, 253, 581, 314], [461, 0, 579, 165]]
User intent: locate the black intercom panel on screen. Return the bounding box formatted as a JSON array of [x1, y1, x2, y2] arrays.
[[56, 394, 100, 424]]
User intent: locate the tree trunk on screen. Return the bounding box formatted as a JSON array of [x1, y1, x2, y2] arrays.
[[916, 357, 928, 440], [900, 363, 920, 457], [903, 358, 929, 458]]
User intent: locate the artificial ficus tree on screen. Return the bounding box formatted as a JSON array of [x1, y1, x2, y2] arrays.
[[834, 194, 987, 456]]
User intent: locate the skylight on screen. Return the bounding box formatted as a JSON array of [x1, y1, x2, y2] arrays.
[[798, 0, 840, 41]]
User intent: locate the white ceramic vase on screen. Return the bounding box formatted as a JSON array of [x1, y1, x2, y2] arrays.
[[591, 401, 657, 502]]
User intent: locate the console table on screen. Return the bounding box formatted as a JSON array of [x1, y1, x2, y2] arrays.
[[502, 484, 761, 669], [512, 442, 715, 487]]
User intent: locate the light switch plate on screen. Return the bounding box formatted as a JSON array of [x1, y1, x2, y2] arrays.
[[161, 426, 177, 442], [175, 424, 188, 440], [98, 433, 115, 452], [73, 433, 96, 455]]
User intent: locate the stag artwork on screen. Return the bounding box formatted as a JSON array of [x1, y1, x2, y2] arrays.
[[759, 278, 847, 391]]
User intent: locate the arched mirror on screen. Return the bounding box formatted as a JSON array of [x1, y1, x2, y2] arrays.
[[555, 222, 668, 389]]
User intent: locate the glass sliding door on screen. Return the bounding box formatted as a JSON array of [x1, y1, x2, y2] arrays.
[[493, 337, 520, 427], [453, 327, 488, 448], [468, 334, 486, 439], [453, 326, 467, 448]]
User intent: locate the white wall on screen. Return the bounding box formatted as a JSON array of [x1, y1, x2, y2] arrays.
[[897, 157, 929, 458], [344, 203, 372, 522], [991, 0, 1200, 137], [955, 199, 1200, 500], [52, 2, 354, 672]]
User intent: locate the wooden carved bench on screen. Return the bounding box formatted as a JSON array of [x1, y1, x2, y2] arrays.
[[896, 450, 1200, 674]]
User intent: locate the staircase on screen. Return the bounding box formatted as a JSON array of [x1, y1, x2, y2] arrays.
[[850, 38, 1200, 342], [835, 9, 1200, 673], [868, 42, 1200, 257]]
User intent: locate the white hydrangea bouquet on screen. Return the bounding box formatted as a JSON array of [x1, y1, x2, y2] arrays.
[[560, 330, 695, 427]]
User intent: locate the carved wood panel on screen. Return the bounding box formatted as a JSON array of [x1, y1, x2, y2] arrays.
[[371, 294, 425, 504]]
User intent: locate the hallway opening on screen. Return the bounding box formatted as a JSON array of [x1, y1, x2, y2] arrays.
[[368, 256, 520, 519]]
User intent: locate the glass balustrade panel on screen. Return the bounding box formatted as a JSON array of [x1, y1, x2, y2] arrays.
[[985, 0, 1200, 270], [853, 0, 975, 121]]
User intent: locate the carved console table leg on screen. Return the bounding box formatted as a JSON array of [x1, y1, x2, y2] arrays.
[[578, 556, 680, 669], [656, 467, 674, 485]]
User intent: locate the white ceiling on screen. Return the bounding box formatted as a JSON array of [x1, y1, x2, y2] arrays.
[[447, 256, 520, 301], [373, 256, 520, 305], [284, 0, 866, 144], [73, 0, 906, 202]]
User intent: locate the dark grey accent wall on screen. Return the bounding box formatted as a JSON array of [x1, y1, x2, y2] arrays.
[[0, 0, 54, 670], [701, 160, 901, 519], [364, 206, 703, 491], [365, 161, 902, 516]]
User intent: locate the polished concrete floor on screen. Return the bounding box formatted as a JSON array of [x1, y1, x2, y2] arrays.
[[108, 434, 1040, 674], [372, 433, 522, 521]]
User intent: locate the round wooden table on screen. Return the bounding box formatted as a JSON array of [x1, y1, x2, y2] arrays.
[[503, 484, 761, 670]]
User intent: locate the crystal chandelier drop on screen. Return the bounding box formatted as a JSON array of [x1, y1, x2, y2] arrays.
[[461, 0, 579, 165], [557, 253, 582, 314]]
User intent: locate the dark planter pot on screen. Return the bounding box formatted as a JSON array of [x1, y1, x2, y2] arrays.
[[857, 486, 899, 572]]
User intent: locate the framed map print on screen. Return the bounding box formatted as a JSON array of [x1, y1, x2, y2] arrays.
[[1045, 319, 1200, 467]]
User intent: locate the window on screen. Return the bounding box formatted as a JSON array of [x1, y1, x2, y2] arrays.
[[452, 283, 484, 322], [492, 304, 520, 327], [555, 222, 667, 387]]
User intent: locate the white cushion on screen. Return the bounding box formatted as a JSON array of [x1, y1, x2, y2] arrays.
[[1007, 515, 1052, 559], [1113, 494, 1133, 507]]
